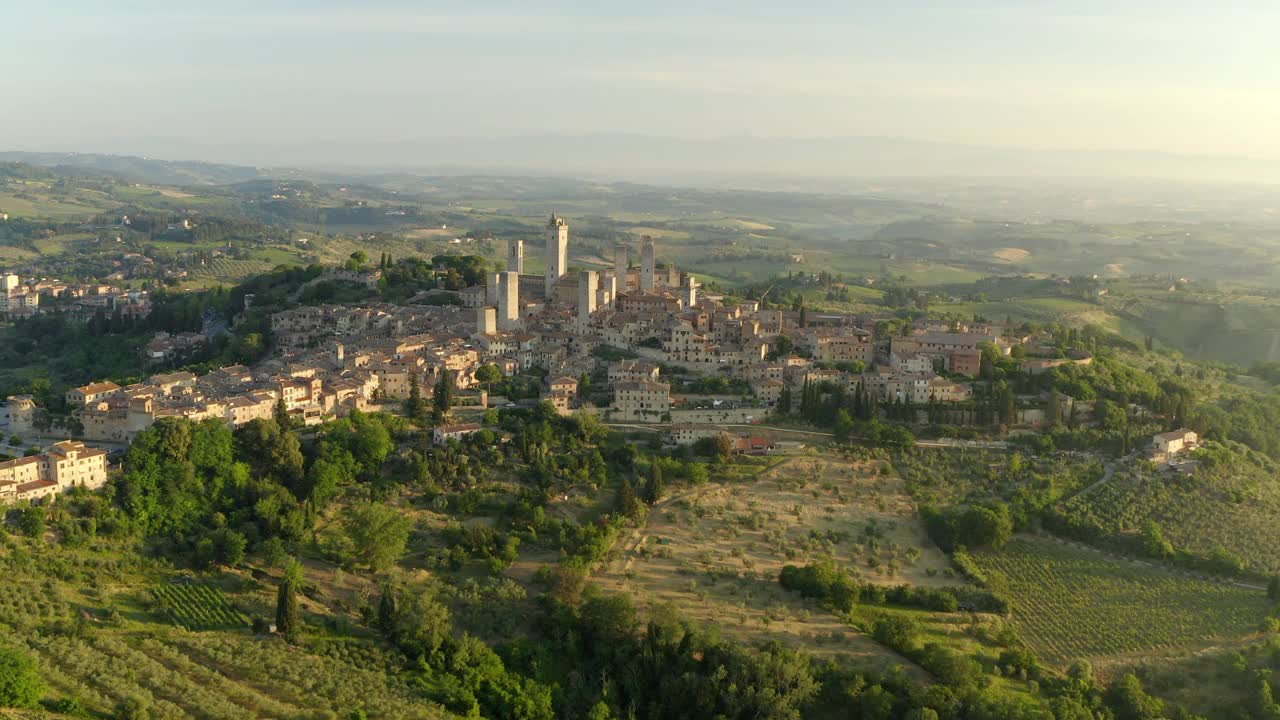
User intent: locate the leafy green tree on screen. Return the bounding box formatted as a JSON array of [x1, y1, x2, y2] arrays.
[[276, 558, 303, 642], [14, 507, 45, 538], [475, 363, 502, 393], [303, 456, 348, 510], [394, 587, 452, 658], [1107, 673, 1164, 720], [834, 408, 856, 442], [859, 685, 896, 720], [0, 645, 44, 708], [324, 411, 393, 481], [344, 502, 412, 572], [712, 432, 734, 461], [1252, 670, 1280, 720], [220, 529, 247, 566], [1047, 697, 1093, 720], [1268, 576, 1280, 602], [114, 693, 152, 720], [924, 503, 1013, 551], [773, 334, 794, 358], [1141, 521, 1174, 560], [235, 418, 303, 487], [872, 614, 920, 652]]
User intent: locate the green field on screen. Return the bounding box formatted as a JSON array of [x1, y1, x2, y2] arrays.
[[0, 190, 109, 218], [970, 536, 1268, 668]]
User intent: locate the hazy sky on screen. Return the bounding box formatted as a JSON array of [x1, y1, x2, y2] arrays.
[[4, 1, 1279, 161]]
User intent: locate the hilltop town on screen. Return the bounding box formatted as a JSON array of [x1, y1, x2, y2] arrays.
[[5, 214, 1081, 460], [0, 175, 1274, 720]]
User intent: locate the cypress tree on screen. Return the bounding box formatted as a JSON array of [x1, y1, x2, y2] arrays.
[[276, 559, 303, 642], [273, 397, 290, 429], [406, 374, 427, 424], [643, 463, 664, 505], [377, 583, 398, 638], [616, 478, 639, 518], [431, 371, 453, 425]]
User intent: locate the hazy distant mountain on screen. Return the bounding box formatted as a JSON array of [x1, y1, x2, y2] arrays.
[[9, 135, 1278, 188], [110, 134, 1278, 187]]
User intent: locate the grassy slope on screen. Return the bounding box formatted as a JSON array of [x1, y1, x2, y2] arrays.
[[0, 535, 454, 719]]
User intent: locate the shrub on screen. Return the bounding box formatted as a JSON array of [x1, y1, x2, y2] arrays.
[[0, 645, 44, 708]]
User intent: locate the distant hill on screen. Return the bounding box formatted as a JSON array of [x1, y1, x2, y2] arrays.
[[67, 134, 1277, 187], [0, 152, 269, 186]]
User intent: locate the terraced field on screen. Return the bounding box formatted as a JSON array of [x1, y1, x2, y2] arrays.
[[970, 536, 1268, 668]]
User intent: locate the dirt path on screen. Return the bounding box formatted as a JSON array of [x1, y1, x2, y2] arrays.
[[1061, 460, 1118, 503]]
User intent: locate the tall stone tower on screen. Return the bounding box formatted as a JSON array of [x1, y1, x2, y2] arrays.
[[683, 275, 698, 308], [545, 214, 568, 297], [485, 271, 501, 306], [613, 245, 628, 288], [507, 238, 524, 274], [476, 307, 496, 335], [602, 272, 618, 306], [6, 395, 36, 438], [577, 271, 598, 329], [498, 271, 520, 331], [640, 236, 656, 292]]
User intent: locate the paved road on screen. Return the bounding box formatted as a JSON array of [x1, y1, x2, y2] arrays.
[[915, 438, 1009, 450], [1, 438, 127, 458], [606, 422, 1009, 448], [607, 422, 834, 437]]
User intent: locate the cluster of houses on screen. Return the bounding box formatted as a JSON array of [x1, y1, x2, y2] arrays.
[[11, 216, 1056, 456], [0, 272, 151, 320], [4, 214, 1141, 499]]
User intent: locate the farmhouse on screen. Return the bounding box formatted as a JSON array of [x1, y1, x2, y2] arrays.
[[433, 422, 483, 445], [66, 381, 122, 407], [1151, 428, 1198, 460], [0, 440, 109, 504]]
